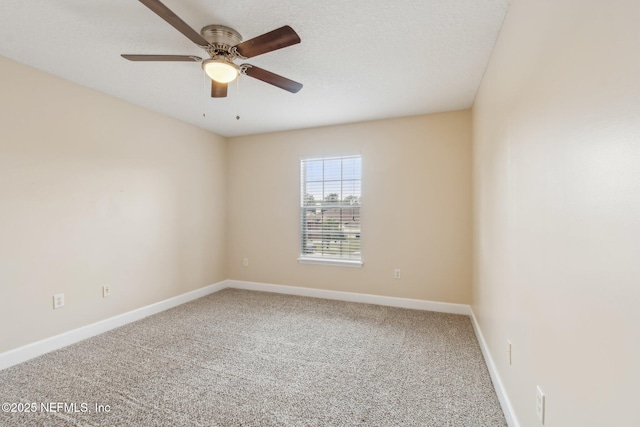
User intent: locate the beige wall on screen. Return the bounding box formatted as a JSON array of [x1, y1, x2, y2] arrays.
[[472, 1, 640, 426], [0, 56, 227, 353], [227, 111, 472, 303]]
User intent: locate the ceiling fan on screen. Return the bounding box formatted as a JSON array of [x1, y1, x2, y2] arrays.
[[121, 0, 303, 98]]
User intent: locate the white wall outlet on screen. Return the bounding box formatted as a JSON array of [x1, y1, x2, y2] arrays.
[[507, 340, 512, 365], [536, 385, 545, 424], [53, 293, 65, 309], [243, 258, 249, 267], [394, 269, 401, 279], [103, 286, 111, 298]]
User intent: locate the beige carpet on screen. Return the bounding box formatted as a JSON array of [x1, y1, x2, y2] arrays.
[[0, 289, 506, 426]]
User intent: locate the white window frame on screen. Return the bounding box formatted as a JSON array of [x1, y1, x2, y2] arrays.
[[298, 155, 363, 267]]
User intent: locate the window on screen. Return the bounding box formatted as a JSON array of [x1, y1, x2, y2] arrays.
[[299, 155, 362, 266]]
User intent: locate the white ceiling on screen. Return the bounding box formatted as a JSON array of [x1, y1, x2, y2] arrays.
[[0, 0, 509, 137]]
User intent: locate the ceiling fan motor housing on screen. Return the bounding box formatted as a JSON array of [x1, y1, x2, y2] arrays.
[[201, 25, 243, 58]]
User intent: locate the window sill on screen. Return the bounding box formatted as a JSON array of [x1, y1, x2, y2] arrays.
[[297, 257, 363, 268]]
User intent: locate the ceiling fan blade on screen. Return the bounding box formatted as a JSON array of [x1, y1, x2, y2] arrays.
[[121, 54, 202, 62], [138, 0, 211, 48], [234, 26, 300, 59], [243, 65, 303, 93], [211, 81, 228, 98]]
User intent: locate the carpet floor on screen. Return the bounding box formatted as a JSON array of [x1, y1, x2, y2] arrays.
[[0, 289, 507, 426]]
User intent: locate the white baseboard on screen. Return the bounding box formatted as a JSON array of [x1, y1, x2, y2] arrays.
[[227, 280, 471, 315], [469, 308, 520, 427], [0, 280, 228, 371]]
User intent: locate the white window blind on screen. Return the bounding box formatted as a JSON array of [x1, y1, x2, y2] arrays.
[[300, 156, 361, 264]]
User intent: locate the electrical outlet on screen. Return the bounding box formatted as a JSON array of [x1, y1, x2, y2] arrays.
[[394, 269, 401, 279], [536, 385, 545, 424], [53, 293, 65, 309], [103, 286, 111, 298], [243, 258, 249, 267], [507, 340, 512, 365]]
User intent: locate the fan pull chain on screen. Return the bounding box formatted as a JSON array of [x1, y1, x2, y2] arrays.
[[202, 72, 207, 118], [235, 76, 241, 120]]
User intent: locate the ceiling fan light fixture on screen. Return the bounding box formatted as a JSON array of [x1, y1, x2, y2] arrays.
[[202, 58, 239, 83]]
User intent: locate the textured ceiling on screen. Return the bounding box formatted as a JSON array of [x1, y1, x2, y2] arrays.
[[0, 0, 509, 137]]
